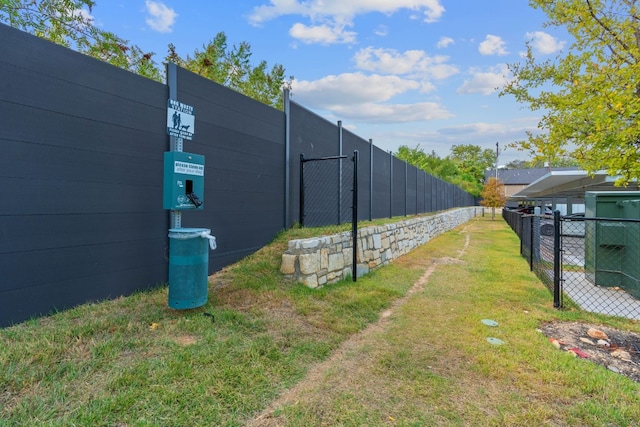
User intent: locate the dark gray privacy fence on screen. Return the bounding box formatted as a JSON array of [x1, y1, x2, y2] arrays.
[[0, 23, 474, 327], [503, 210, 640, 320]]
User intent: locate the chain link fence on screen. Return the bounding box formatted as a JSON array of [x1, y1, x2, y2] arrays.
[[503, 209, 640, 320], [299, 152, 359, 281], [299, 153, 356, 229]]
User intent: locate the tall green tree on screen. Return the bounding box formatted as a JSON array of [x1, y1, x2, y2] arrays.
[[395, 145, 442, 174], [449, 144, 496, 184], [396, 144, 488, 196], [501, 0, 640, 185], [166, 34, 292, 109], [0, 0, 162, 81]]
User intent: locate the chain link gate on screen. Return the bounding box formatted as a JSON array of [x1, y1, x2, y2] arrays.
[[299, 151, 359, 281]]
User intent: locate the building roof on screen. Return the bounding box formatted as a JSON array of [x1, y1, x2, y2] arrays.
[[486, 167, 579, 185], [511, 170, 640, 199]]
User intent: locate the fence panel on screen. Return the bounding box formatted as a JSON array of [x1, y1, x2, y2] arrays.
[[561, 216, 640, 319], [372, 146, 392, 219], [300, 155, 354, 228], [504, 208, 640, 320], [392, 157, 406, 217], [342, 129, 371, 221], [0, 24, 168, 327]]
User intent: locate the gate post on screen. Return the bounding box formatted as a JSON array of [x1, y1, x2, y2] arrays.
[[553, 210, 561, 308], [352, 150, 359, 281], [299, 154, 305, 226]]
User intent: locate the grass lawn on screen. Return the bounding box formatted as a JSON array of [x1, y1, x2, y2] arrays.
[[2, 216, 639, 426]]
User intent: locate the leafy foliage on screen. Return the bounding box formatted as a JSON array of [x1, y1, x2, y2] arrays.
[[395, 144, 491, 196], [480, 177, 506, 219], [501, 0, 640, 184], [505, 157, 580, 169], [1, 1, 291, 109], [0, 0, 162, 81], [480, 177, 506, 208], [449, 144, 496, 184], [166, 33, 292, 109]]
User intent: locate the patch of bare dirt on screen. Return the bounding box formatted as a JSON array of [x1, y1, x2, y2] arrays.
[[173, 335, 198, 346], [539, 321, 640, 382]]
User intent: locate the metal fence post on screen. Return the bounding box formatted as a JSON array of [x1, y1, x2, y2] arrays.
[[404, 161, 408, 216], [389, 151, 393, 218], [553, 210, 561, 308], [299, 153, 305, 226], [338, 121, 343, 224], [283, 88, 291, 228], [529, 215, 534, 271], [167, 63, 182, 229], [352, 150, 359, 282], [369, 139, 373, 221]]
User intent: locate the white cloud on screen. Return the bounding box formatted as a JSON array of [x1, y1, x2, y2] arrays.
[[353, 47, 458, 80], [249, 0, 445, 44], [289, 22, 356, 44], [330, 102, 453, 123], [456, 65, 509, 95], [379, 119, 539, 161], [71, 7, 94, 24], [250, 0, 445, 24], [526, 31, 565, 54], [374, 25, 389, 37], [436, 36, 454, 49], [291, 72, 451, 123], [292, 73, 421, 107], [145, 0, 177, 33], [438, 122, 508, 136], [479, 34, 508, 56]]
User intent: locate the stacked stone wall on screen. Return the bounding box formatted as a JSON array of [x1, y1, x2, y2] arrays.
[[281, 207, 479, 287]]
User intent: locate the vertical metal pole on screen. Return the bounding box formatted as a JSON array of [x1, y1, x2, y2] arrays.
[[415, 167, 418, 215], [352, 150, 359, 282], [299, 154, 305, 227], [495, 141, 499, 181], [520, 216, 524, 255], [369, 139, 373, 221], [389, 151, 393, 218], [404, 161, 408, 216], [167, 63, 181, 229], [529, 215, 534, 271], [424, 172, 427, 213], [338, 121, 343, 225], [553, 210, 562, 308], [284, 89, 291, 228]]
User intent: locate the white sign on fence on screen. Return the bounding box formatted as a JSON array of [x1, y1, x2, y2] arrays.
[[166, 99, 195, 140]]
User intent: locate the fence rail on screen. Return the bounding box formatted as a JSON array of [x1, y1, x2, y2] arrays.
[[503, 209, 640, 320]]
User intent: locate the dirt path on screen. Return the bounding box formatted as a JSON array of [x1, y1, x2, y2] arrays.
[[247, 230, 471, 427]]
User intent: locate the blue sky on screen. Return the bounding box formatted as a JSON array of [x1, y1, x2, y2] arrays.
[[88, 0, 568, 165]]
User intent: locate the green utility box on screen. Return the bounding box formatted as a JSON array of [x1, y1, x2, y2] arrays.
[[163, 151, 205, 210], [168, 228, 216, 309], [585, 191, 640, 298]]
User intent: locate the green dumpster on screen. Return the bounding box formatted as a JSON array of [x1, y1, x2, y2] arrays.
[[168, 228, 216, 309], [585, 192, 640, 297]]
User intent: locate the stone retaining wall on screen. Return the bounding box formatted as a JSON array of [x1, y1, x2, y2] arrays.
[[281, 207, 480, 288]]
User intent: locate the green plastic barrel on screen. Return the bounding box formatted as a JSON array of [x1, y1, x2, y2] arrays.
[[168, 228, 215, 309]]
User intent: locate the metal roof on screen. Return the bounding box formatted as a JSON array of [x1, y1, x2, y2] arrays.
[[486, 167, 579, 185], [511, 170, 640, 199]]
